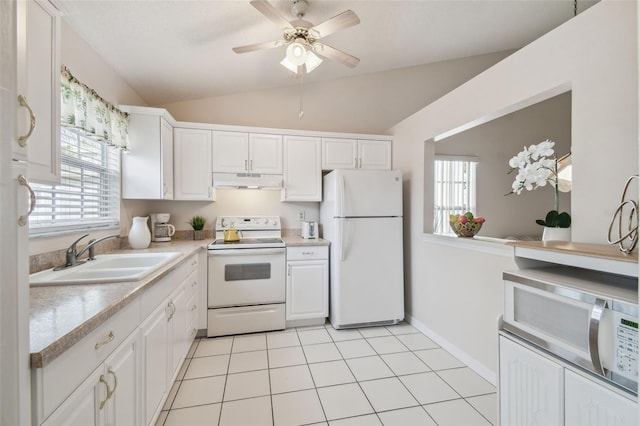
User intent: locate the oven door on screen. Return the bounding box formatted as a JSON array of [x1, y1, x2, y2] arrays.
[[208, 248, 285, 308]]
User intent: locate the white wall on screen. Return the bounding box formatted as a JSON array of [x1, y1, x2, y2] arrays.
[[392, 0, 638, 382]]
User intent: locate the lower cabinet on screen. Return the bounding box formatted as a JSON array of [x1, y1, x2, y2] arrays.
[[499, 335, 638, 426], [41, 330, 140, 426], [33, 251, 202, 426], [286, 246, 328, 326]]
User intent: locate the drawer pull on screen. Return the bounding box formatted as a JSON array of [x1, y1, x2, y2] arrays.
[[302, 251, 314, 255], [17, 174, 36, 226], [95, 331, 115, 350], [98, 375, 110, 409]]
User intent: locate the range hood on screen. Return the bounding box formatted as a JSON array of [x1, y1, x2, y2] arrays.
[[212, 173, 283, 189]]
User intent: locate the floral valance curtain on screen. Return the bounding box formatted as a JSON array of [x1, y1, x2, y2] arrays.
[[60, 65, 129, 150]]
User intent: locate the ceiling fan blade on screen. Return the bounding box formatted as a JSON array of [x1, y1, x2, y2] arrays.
[[250, 0, 293, 31], [309, 10, 359, 39], [232, 40, 281, 54], [315, 43, 360, 68]]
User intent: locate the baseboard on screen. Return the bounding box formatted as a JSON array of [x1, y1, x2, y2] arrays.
[[405, 313, 497, 386]]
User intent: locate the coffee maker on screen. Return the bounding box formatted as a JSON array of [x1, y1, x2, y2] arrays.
[[150, 213, 176, 242]]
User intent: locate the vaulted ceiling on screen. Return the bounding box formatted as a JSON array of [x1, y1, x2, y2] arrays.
[[54, 0, 598, 105]]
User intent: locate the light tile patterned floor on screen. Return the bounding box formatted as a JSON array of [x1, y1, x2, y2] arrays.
[[155, 322, 496, 426]]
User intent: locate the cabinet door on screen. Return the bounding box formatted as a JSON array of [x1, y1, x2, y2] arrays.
[[41, 366, 104, 426], [104, 332, 140, 426], [168, 285, 188, 383], [249, 133, 283, 174], [286, 260, 328, 321], [140, 305, 169, 426], [212, 131, 249, 173], [122, 113, 172, 200], [174, 128, 214, 200], [358, 140, 391, 170], [16, 0, 60, 182], [282, 136, 321, 202], [499, 336, 564, 426], [322, 138, 358, 170], [160, 118, 174, 199], [565, 370, 638, 426]]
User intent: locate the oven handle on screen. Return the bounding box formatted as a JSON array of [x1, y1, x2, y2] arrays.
[[588, 298, 608, 376], [208, 248, 285, 256]]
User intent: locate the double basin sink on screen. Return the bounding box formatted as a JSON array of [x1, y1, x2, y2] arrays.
[[30, 252, 181, 286]]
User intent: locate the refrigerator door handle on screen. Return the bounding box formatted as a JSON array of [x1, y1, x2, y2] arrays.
[[338, 218, 345, 261], [339, 174, 345, 218]]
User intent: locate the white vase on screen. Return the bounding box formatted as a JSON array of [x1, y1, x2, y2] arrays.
[[129, 216, 151, 249], [542, 226, 571, 242]]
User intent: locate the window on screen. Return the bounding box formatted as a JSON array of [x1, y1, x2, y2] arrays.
[[29, 127, 120, 234], [433, 156, 478, 235]]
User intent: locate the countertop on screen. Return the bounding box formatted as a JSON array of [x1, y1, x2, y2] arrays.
[[30, 237, 330, 368], [30, 240, 206, 368]]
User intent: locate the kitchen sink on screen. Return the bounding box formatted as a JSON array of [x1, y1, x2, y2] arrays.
[[30, 252, 181, 286]]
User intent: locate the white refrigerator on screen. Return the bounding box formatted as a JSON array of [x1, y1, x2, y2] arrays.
[[320, 169, 405, 329]]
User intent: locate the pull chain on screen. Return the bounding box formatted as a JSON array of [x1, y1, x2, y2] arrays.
[[298, 71, 304, 119]]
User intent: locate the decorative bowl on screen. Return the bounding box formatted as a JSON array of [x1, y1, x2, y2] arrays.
[[449, 220, 483, 237]]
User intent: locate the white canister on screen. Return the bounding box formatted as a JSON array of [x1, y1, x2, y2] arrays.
[[129, 216, 151, 249]]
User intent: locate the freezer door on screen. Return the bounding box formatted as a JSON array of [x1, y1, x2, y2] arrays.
[[330, 217, 404, 327], [328, 169, 402, 217]]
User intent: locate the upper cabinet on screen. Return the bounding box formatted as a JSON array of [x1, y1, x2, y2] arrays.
[[322, 138, 391, 171], [16, 0, 61, 184], [282, 136, 322, 202], [212, 131, 283, 174], [121, 106, 174, 200], [173, 128, 214, 201]]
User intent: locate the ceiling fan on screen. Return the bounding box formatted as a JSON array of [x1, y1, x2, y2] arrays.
[[232, 0, 360, 74]]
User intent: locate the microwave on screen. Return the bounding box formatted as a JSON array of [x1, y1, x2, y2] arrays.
[[502, 266, 638, 395]]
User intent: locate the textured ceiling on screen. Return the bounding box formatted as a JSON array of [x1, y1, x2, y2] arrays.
[[53, 0, 598, 105]]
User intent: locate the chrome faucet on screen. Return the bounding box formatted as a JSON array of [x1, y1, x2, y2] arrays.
[[55, 233, 120, 270]]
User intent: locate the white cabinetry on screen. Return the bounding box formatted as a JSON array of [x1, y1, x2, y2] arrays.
[[499, 335, 638, 426], [42, 330, 140, 426], [121, 106, 174, 200], [286, 246, 329, 327], [16, 0, 61, 183], [282, 135, 322, 202], [499, 335, 564, 425], [173, 128, 214, 201], [322, 138, 391, 171], [212, 131, 282, 174], [564, 370, 637, 426]]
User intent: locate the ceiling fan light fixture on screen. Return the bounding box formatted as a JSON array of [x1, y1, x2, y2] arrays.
[[280, 57, 299, 73], [286, 41, 307, 66], [304, 50, 322, 73]]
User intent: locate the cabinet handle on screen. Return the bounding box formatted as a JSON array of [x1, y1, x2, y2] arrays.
[[359, 158, 362, 168], [98, 375, 111, 409], [95, 331, 115, 350], [107, 368, 118, 397], [287, 265, 291, 276], [167, 301, 176, 321], [190, 304, 197, 312], [250, 159, 253, 171], [354, 157, 358, 168], [17, 174, 36, 227], [302, 251, 314, 255], [17, 95, 36, 147], [244, 159, 248, 171], [191, 280, 197, 288]]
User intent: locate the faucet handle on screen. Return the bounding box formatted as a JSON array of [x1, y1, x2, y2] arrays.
[[67, 234, 89, 253]]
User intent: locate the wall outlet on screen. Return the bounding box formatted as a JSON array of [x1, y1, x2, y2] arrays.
[[298, 210, 305, 221]]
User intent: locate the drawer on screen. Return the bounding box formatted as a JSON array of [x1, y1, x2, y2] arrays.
[[287, 245, 328, 261], [185, 252, 199, 276], [34, 298, 141, 422], [207, 304, 285, 337]]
